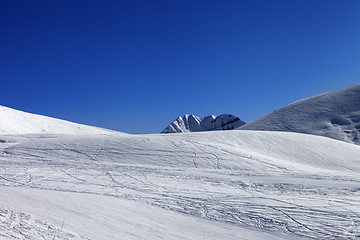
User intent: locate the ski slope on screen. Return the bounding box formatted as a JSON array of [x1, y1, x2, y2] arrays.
[[1, 130, 359, 239], [240, 83, 360, 145], [0, 106, 112, 135]]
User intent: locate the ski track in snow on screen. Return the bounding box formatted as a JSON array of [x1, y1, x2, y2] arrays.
[[0, 207, 89, 240], [0, 131, 360, 239]]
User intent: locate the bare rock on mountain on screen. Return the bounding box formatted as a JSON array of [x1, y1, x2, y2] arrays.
[[161, 114, 246, 133]]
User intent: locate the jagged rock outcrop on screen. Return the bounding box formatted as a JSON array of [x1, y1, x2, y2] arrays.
[[161, 114, 246, 133]]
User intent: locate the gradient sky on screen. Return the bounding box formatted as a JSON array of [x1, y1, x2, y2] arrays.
[[1, 0, 360, 133]]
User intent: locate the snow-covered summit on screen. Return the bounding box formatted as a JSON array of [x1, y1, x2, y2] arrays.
[[161, 114, 246, 133], [240, 83, 360, 145], [0, 105, 113, 135]]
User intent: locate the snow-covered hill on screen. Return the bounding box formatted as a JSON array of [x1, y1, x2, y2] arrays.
[[240, 83, 360, 145], [1, 99, 360, 239], [1, 130, 359, 239], [161, 114, 245, 133], [0, 105, 113, 135]]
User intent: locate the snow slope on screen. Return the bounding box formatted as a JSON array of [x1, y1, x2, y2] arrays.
[[161, 114, 245, 133], [0, 105, 113, 135], [0, 130, 359, 239], [240, 83, 360, 145]]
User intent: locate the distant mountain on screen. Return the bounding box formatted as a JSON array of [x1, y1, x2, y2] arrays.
[[161, 114, 246, 133], [0, 105, 114, 135], [240, 83, 360, 145]]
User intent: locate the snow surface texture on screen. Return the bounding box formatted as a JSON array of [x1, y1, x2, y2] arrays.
[[1, 99, 360, 239], [0, 106, 113, 135], [0, 130, 360, 239], [240, 83, 360, 145], [161, 114, 246, 133]]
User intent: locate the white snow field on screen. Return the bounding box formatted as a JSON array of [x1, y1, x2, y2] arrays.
[[240, 83, 360, 145], [0, 129, 360, 239], [0, 106, 112, 135]]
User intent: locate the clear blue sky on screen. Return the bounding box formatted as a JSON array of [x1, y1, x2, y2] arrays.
[[1, 0, 360, 133]]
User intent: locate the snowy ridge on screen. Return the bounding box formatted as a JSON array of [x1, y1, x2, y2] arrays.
[[161, 114, 245, 133], [0, 105, 114, 135], [240, 83, 360, 145], [0, 131, 359, 239], [1, 84, 360, 239]]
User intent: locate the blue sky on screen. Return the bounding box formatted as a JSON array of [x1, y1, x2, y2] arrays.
[[1, 0, 360, 133]]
